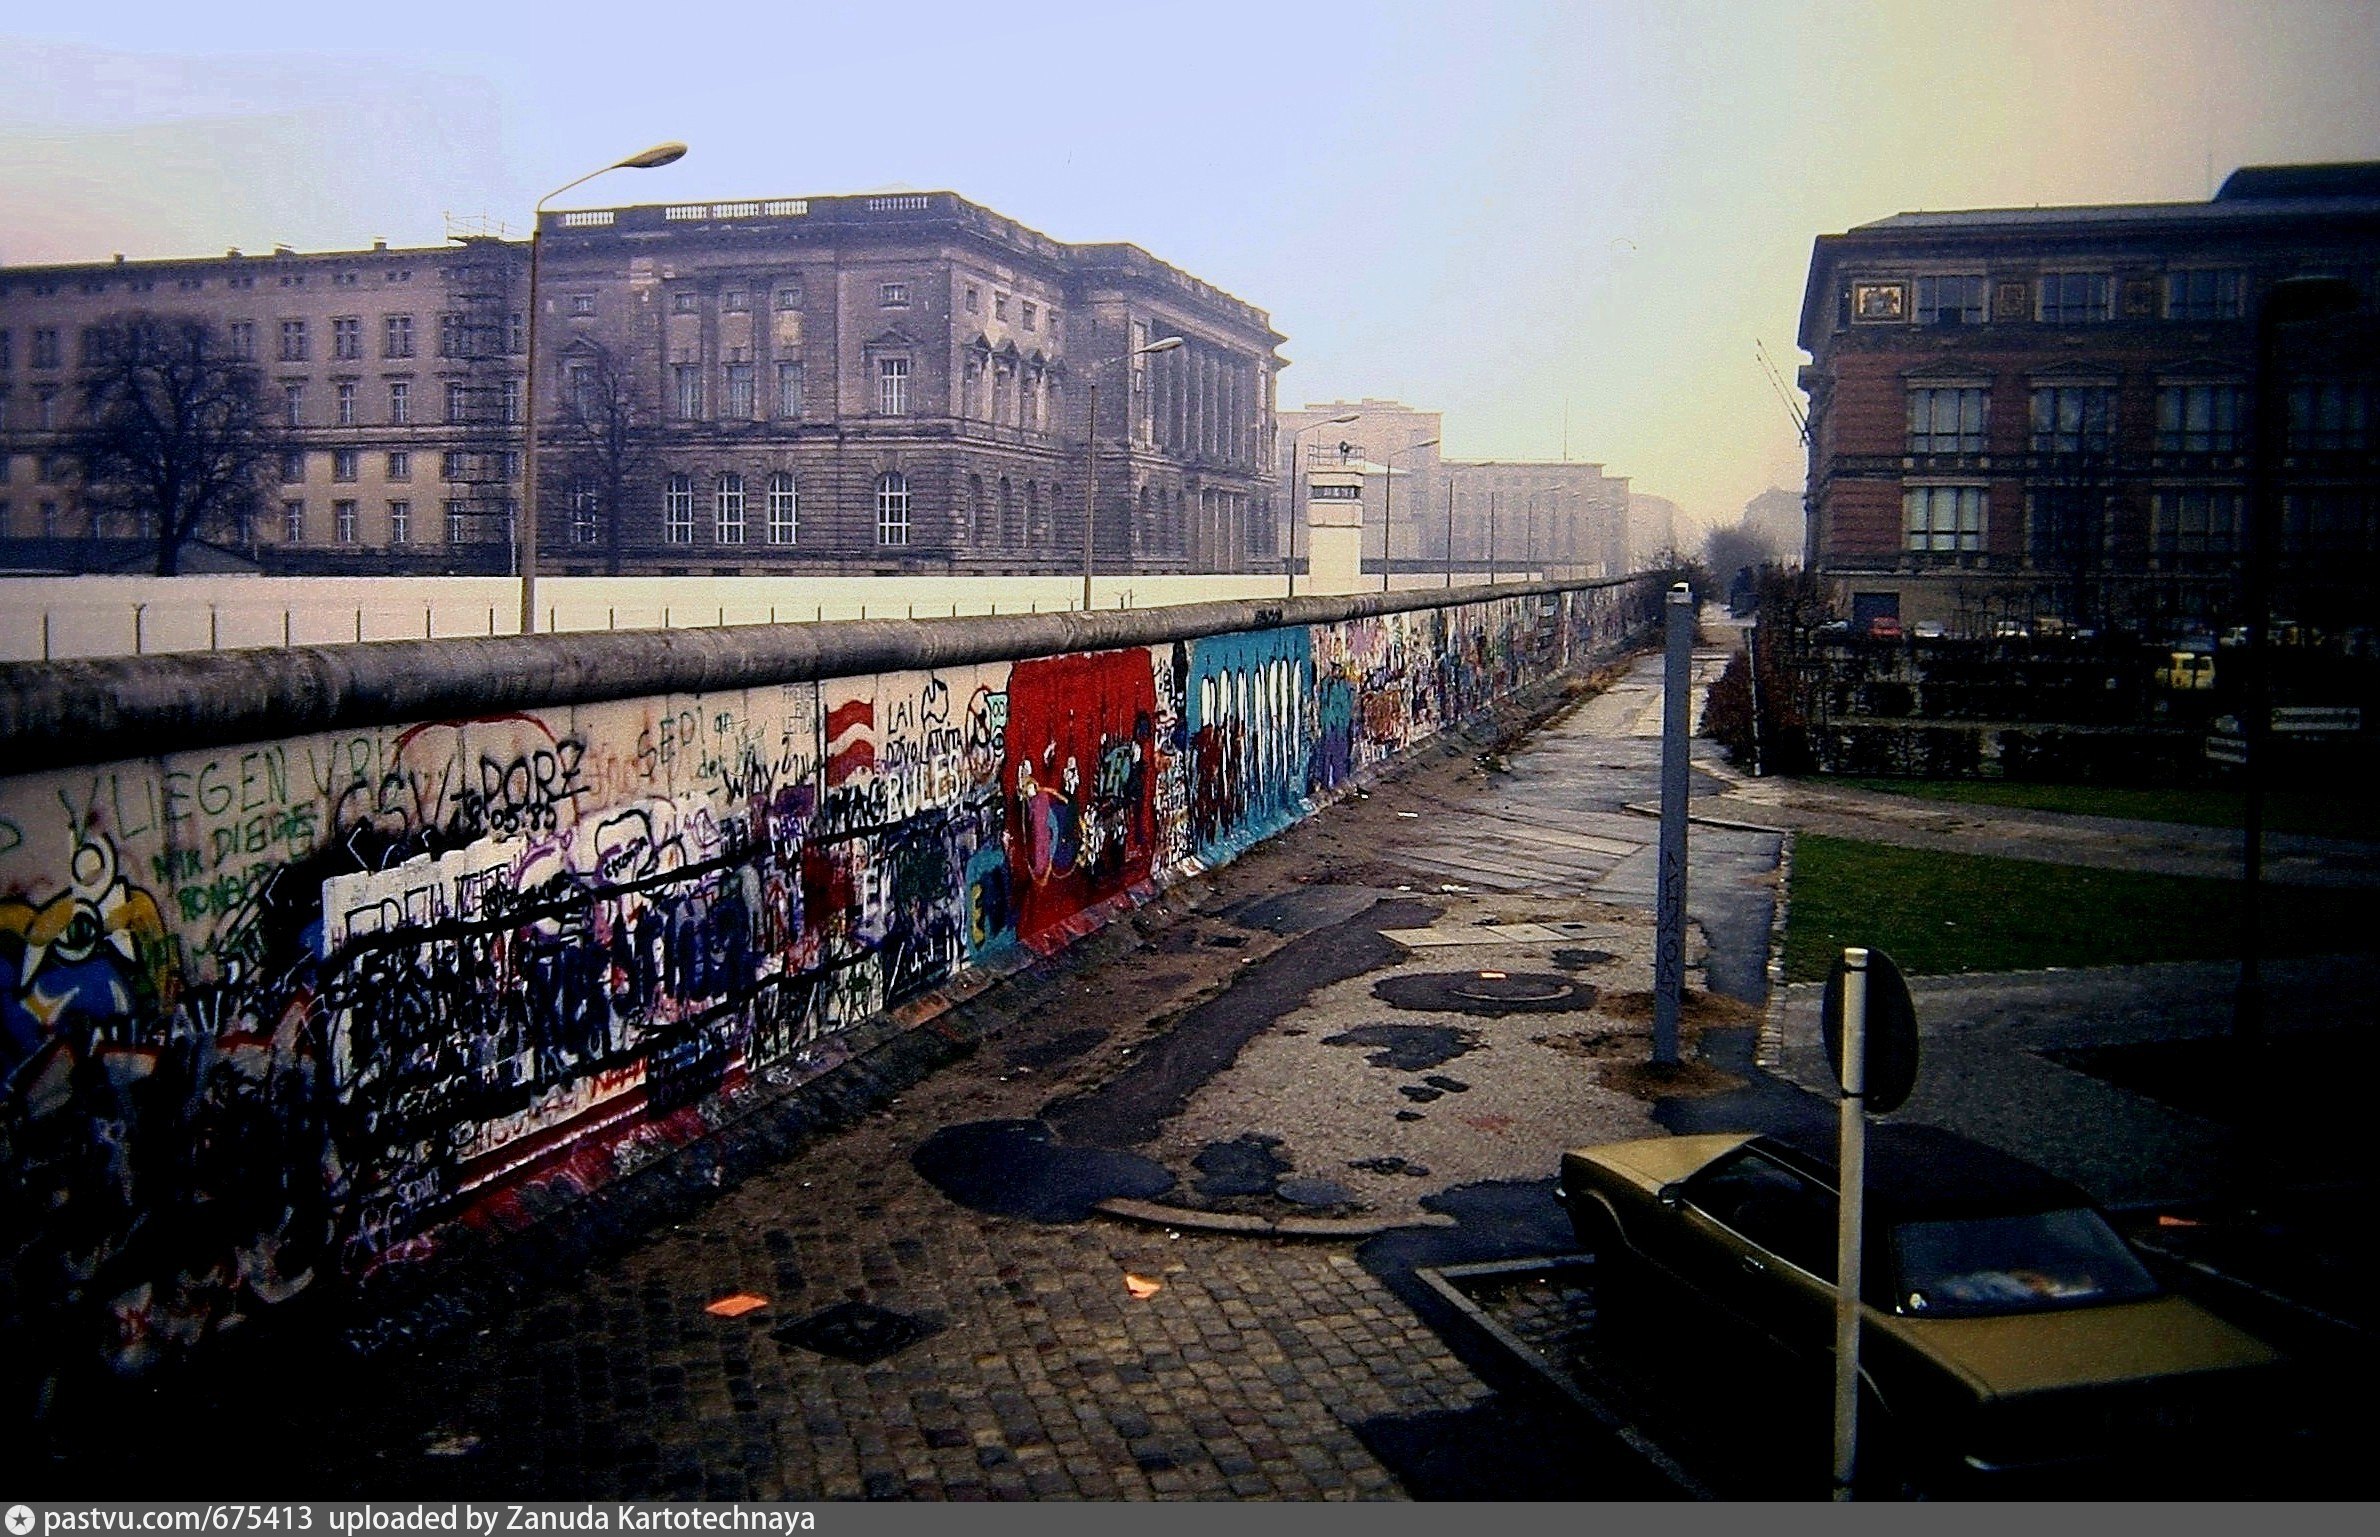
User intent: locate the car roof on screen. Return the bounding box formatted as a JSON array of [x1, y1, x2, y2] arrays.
[[1749, 1123, 2096, 1223]]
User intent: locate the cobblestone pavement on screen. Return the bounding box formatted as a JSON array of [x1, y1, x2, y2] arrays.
[[306, 1148, 1490, 1501], [47, 652, 1728, 1503]]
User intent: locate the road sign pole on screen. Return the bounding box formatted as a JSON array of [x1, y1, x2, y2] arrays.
[[1652, 582, 1693, 1067], [1832, 946, 1868, 1502]]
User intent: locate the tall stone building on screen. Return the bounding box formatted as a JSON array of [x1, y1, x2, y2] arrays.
[[0, 233, 528, 573], [0, 192, 1286, 578], [1276, 398, 1630, 581], [1798, 162, 2379, 633]]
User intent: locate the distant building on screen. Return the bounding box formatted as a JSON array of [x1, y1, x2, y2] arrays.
[[1797, 162, 2379, 633], [1738, 486, 1804, 564], [1626, 492, 1683, 569], [1276, 398, 1630, 581], [0, 193, 1286, 578]]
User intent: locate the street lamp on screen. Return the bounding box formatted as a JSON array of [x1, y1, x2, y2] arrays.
[[1380, 437, 1438, 592], [1285, 412, 1361, 597], [1083, 334, 1182, 611], [1527, 484, 1565, 580], [518, 140, 687, 636]]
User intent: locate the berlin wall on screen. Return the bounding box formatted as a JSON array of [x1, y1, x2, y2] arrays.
[[0, 575, 1663, 1390]]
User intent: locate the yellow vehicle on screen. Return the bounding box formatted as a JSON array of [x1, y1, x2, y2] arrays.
[[1557, 1125, 2286, 1494], [2158, 649, 2217, 689]]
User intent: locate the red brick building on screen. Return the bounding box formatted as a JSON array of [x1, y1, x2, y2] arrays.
[[1797, 163, 2379, 635]]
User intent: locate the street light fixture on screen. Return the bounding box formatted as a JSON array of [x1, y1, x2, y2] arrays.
[[1083, 334, 1182, 611], [1080, 337, 1180, 613], [1285, 412, 1361, 598], [517, 140, 688, 636], [1527, 484, 1566, 580], [1381, 437, 1438, 592]]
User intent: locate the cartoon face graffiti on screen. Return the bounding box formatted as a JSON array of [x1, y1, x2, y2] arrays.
[[1, 836, 171, 1070]]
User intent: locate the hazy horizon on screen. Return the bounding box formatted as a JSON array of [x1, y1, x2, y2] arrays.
[[5, 0, 2375, 537]]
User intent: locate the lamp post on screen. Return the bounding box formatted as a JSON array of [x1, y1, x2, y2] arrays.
[[1444, 477, 1457, 589], [1286, 412, 1361, 597], [1381, 436, 1439, 592], [1487, 489, 1499, 584], [517, 141, 687, 636], [1527, 484, 1565, 580], [1083, 334, 1183, 611]]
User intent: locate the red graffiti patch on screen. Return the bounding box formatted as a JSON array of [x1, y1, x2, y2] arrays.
[[1000, 651, 1159, 945]]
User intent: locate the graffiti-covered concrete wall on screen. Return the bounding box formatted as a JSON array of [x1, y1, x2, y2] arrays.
[[0, 577, 1661, 1388]]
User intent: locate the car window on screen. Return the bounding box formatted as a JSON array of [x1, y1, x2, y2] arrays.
[[1681, 1150, 1836, 1280], [1891, 1209, 2160, 1318]]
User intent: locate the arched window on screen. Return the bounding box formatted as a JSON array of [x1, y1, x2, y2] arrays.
[[715, 471, 746, 544], [967, 473, 986, 547], [1026, 480, 1043, 545], [876, 471, 911, 546], [999, 476, 1017, 547], [767, 471, 797, 545]]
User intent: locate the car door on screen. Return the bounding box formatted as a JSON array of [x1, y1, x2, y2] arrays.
[[1668, 1147, 1841, 1366]]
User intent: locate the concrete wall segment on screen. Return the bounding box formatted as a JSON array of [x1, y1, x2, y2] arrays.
[[0, 573, 1663, 1396], [0, 579, 1623, 777]]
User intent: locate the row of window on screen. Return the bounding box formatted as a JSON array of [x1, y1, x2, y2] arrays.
[[1899, 485, 2378, 557], [272, 448, 518, 484], [1901, 380, 2373, 455], [3, 267, 417, 304], [1847, 268, 2327, 327], [0, 375, 524, 433], [0, 314, 526, 372], [654, 471, 818, 545], [659, 360, 813, 421]]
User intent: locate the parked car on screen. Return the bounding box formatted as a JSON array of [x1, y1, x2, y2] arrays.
[[1912, 620, 1947, 639], [1866, 615, 1905, 641], [2158, 649, 2217, 690], [1556, 1124, 2286, 1493]]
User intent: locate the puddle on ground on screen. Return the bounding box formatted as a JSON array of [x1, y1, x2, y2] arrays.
[[1003, 1027, 1111, 1070], [1323, 1023, 1479, 1072], [910, 1119, 1174, 1222], [1192, 1132, 1291, 1198], [1276, 1177, 1355, 1208], [1550, 948, 1619, 972]]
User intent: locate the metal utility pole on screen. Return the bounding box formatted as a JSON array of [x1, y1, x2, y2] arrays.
[[517, 141, 686, 636], [1831, 948, 1869, 1502], [1084, 335, 1182, 611], [1444, 479, 1457, 588], [1653, 580, 1693, 1066], [1286, 412, 1360, 598]]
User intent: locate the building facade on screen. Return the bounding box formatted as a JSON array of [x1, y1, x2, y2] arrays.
[[1798, 163, 2380, 634], [1276, 398, 1630, 581], [0, 193, 1285, 578]]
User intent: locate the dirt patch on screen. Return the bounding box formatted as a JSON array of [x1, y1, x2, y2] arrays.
[[1595, 1059, 1746, 1100], [1593, 988, 1764, 1027], [1532, 1017, 1746, 1100]]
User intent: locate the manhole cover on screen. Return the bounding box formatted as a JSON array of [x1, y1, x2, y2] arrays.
[[1374, 973, 1600, 1018], [773, 1300, 940, 1364], [1453, 974, 1575, 1003]]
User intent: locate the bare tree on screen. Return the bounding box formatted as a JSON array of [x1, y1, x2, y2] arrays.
[[70, 313, 286, 576], [549, 341, 660, 577]]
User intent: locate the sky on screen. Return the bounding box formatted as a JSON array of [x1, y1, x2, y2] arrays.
[[4, 0, 2376, 536]]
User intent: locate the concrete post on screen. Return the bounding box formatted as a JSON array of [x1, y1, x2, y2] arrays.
[[1653, 581, 1693, 1066]]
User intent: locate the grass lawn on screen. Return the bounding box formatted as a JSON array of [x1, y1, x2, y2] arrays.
[[1831, 779, 2380, 841], [1782, 833, 2380, 981]]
